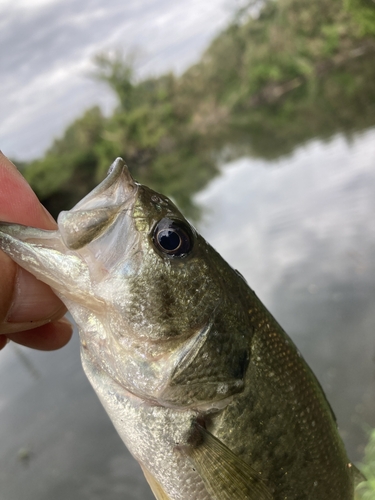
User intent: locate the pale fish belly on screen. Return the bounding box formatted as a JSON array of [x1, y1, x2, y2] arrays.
[[82, 356, 211, 500]]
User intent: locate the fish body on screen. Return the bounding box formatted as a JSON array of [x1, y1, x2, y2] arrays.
[[0, 159, 357, 499]]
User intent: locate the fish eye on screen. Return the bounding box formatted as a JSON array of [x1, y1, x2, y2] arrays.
[[153, 218, 193, 257]]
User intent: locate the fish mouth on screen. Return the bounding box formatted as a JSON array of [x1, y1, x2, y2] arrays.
[[57, 158, 138, 250], [0, 158, 139, 306], [71, 158, 136, 211]]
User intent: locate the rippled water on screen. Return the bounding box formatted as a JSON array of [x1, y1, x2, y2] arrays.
[[1, 128, 374, 498]]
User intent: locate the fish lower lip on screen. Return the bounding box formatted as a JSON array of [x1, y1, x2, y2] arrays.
[[104, 157, 135, 191], [107, 157, 124, 176]]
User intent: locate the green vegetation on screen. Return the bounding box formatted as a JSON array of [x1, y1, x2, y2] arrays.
[[356, 429, 375, 499], [22, 0, 375, 217]]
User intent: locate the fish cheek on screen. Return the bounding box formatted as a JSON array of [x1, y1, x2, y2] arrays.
[[163, 308, 251, 406], [126, 251, 218, 341]]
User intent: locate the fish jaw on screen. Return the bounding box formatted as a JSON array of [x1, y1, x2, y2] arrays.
[[0, 222, 101, 307], [57, 157, 137, 250], [0, 159, 139, 309], [0, 158, 150, 388]]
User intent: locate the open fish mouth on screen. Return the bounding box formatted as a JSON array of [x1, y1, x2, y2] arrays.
[[58, 158, 138, 250], [0, 158, 139, 305]]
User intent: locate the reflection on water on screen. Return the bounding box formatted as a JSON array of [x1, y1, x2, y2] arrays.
[[1, 128, 374, 498], [196, 127, 375, 461], [0, 327, 155, 500]]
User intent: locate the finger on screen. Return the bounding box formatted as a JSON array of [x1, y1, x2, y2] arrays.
[[0, 336, 8, 350], [0, 266, 67, 333], [0, 152, 56, 228], [4, 317, 74, 351], [0, 153, 72, 350]]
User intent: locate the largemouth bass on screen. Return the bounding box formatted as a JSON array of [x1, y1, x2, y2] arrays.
[[0, 158, 361, 499]]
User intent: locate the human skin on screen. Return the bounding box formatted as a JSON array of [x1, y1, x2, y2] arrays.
[[0, 152, 73, 350]]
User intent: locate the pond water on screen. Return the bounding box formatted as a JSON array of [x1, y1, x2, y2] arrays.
[[0, 127, 374, 498], [196, 127, 375, 463]]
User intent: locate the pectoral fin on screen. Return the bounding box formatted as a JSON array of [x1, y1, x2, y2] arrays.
[[141, 465, 172, 500], [183, 424, 273, 500]]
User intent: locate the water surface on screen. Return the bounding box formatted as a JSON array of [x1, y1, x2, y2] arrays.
[[196, 127, 375, 461], [0, 128, 374, 498]]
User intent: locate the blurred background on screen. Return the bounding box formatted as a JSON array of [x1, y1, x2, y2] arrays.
[[1, 0, 375, 498]]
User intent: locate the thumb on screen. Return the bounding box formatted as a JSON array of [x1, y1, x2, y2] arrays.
[[0, 152, 72, 350]]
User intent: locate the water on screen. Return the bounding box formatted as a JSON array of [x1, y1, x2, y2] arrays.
[[0, 128, 374, 498], [196, 128, 375, 461], [0, 326, 154, 500]]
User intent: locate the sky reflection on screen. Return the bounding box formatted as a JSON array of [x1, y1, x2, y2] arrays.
[[196, 128, 375, 460]]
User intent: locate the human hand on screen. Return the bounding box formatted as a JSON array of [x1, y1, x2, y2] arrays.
[[0, 152, 73, 350]]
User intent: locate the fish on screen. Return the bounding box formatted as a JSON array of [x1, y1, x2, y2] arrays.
[[0, 158, 362, 499]]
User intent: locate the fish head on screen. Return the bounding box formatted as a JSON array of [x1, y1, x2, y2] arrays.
[[0, 159, 250, 409]]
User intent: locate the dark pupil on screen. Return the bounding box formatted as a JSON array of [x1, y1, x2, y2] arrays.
[[153, 218, 193, 257], [158, 230, 181, 251]]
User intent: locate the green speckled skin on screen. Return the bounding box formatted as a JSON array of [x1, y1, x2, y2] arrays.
[[0, 159, 355, 499]]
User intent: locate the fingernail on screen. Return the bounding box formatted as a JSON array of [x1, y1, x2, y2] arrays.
[[54, 316, 74, 340], [6, 268, 65, 323], [56, 316, 73, 330], [41, 204, 56, 225]]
